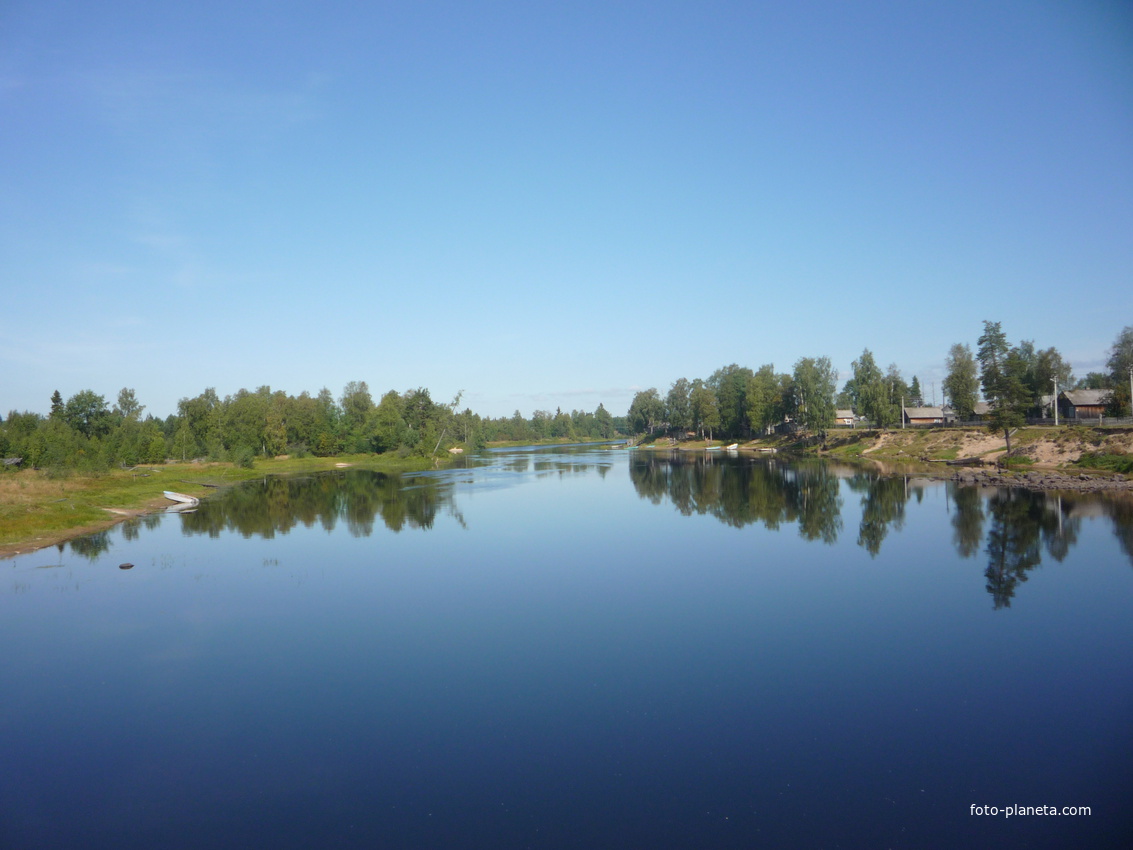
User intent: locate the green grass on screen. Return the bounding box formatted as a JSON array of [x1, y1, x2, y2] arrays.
[[825, 436, 868, 457], [1002, 456, 1034, 468], [1011, 428, 1046, 447], [0, 453, 442, 557], [1074, 452, 1133, 474]]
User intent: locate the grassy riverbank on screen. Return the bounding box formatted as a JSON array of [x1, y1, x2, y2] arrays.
[[816, 424, 1133, 467], [0, 454, 441, 559], [635, 425, 1133, 472]]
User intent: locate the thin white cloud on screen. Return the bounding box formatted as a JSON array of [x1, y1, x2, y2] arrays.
[[79, 68, 326, 135], [73, 261, 138, 279], [0, 332, 157, 382], [131, 232, 185, 251]]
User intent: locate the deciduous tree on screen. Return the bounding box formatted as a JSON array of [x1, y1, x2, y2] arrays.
[[943, 343, 979, 420], [791, 356, 836, 434], [665, 378, 692, 434], [1032, 347, 1073, 413], [1106, 325, 1133, 415], [63, 390, 110, 438], [594, 403, 614, 439], [851, 349, 889, 429], [113, 388, 144, 421], [689, 380, 719, 440], [340, 381, 374, 432], [745, 365, 786, 436], [628, 388, 664, 435], [708, 364, 754, 437]]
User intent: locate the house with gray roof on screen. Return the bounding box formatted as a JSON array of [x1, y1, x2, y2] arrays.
[[902, 406, 944, 426], [1058, 389, 1112, 420]]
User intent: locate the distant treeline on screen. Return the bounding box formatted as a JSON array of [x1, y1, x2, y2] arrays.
[[628, 323, 1133, 441], [0, 382, 627, 473]]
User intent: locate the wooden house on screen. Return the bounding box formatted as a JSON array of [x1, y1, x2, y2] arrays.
[[1058, 389, 1112, 420], [902, 406, 944, 426]]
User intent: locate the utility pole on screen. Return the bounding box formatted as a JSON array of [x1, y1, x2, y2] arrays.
[[901, 396, 905, 429], [1052, 376, 1058, 427]]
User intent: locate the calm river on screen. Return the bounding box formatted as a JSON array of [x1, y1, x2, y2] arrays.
[[2, 446, 1131, 848]]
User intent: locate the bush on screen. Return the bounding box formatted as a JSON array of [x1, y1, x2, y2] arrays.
[[230, 445, 256, 469], [1075, 452, 1133, 474]]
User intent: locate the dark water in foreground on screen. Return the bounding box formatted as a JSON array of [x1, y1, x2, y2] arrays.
[[2, 447, 1131, 849]]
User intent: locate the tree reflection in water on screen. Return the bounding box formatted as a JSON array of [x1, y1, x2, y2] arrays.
[[847, 474, 908, 557], [982, 488, 1088, 609], [68, 530, 111, 560], [1110, 499, 1133, 564], [950, 484, 984, 558], [627, 452, 1133, 607], [178, 470, 457, 539], [50, 453, 1133, 612], [628, 453, 843, 542], [175, 459, 609, 542], [59, 454, 1130, 612]]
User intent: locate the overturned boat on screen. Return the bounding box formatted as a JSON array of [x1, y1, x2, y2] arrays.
[[163, 490, 200, 508]]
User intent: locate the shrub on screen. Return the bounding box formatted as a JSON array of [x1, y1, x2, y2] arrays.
[[230, 445, 256, 469], [1075, 452, 1133, 474]]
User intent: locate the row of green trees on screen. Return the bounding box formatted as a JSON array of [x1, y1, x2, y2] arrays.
[[627, 323, 1133, 440], [940, 323, 1133, 453], [628, 358, 840, 442], [941, 329, 1076, 424], [477, 405, 625, 443], [842, 351, 924, 431], [0, 383, 628, 473]]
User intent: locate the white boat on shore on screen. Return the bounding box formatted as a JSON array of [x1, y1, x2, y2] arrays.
[[163, 490, 200, 507]]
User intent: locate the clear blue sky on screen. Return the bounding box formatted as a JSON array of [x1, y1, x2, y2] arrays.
[[3, 0, 1131, 419]]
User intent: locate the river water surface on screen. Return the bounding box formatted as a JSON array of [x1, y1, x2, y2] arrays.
[[2, 446, 1131, 848]]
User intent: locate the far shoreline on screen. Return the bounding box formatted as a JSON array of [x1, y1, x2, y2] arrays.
[[5, 426, 1131, 558]]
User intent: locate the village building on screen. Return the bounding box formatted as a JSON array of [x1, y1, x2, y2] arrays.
[[970, 401, 992, 422], [1058, 389, 1112, 420], [835, 409, 855, 427], [902, 406, 944, 426]]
